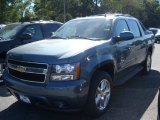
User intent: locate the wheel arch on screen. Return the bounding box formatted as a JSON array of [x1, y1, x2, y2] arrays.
[[90, 60, 115, 85]]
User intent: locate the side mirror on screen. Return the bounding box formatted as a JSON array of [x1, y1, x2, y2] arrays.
[[51, 32, 56, 36], [50, 32, 58, 39], [21, 33, 32, 40], [147, 30, 155, 35], [115, 31, 134, 41]]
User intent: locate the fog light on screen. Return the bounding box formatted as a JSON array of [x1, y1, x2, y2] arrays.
[[51, 75, 74, 81]]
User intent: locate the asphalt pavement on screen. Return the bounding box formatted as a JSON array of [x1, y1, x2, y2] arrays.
[[0, 44, 160, 120]]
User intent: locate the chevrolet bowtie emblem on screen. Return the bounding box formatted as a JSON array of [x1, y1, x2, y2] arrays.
[[15, 66, 26, 73]]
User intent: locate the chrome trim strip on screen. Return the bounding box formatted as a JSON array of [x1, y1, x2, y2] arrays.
[[8, 63, 47, 74], [8, 59, 48, 67], [8, 72, 46, 83]]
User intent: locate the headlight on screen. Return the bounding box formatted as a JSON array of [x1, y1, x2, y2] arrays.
[[50, 63, 80, 81]]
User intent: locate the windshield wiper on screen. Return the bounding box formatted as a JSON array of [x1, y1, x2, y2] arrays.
[[50, 35, 66, 39], [67, 35, 93, 40], [50, 35, 103, 41]]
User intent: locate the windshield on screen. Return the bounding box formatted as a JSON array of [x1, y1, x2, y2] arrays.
[[0, 24, 22, 40], [54, 18, 112, 40]]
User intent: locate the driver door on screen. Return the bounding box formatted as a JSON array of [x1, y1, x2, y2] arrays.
[[115, 19, 136, 76], [20, 24, 43, 44]]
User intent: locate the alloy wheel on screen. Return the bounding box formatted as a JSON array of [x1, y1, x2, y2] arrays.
[[146, 54, 151, 72], [95, 79, 111, 111]]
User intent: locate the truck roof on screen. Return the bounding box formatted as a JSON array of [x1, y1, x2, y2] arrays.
[[75, 13, 136, 20], [6, 20, 63, 26]]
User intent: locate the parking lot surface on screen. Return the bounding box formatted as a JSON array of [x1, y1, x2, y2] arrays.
[[0, 44, 160, 120]]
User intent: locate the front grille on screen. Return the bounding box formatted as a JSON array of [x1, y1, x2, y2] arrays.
[[8, 59, 47, 68], [7, 59, 48, 83]]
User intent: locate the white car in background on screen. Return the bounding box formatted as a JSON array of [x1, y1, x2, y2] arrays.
[[0, 24, 6, 29], [149, 28, 160, 43]]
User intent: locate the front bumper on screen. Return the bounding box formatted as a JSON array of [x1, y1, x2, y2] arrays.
[[3, 71, 89, 111]]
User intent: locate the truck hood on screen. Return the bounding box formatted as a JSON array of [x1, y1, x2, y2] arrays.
[[8, 39, 107, 63]]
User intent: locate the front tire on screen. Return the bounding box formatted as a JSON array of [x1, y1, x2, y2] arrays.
[[85, 71, 112, 118]]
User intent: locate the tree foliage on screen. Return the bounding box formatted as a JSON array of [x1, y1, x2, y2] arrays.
[[0, 0, 160, 27], [0, 0, 34, 23]]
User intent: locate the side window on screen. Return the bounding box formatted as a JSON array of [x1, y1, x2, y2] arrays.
[[115, 19, 129, 36], [22, 25, 43, 40], [128, 20, 141, 37], [43, 23, 62, 38]]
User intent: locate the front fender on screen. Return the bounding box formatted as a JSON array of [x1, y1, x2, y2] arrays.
[[80, 53, 117, 83]]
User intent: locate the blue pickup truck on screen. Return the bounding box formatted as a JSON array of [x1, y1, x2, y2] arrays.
[[3, 14, 154, 117]]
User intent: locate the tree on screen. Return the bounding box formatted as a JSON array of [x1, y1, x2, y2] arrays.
[[100, 0, 160, 27], [0, 0, 8, 23], [1, 0, 160, 27], [0, 0, 35, 23], [143, 0, 160, 27]]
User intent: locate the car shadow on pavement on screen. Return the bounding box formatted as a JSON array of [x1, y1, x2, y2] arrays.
[[0, 102, 91, 120], [102, 69, 160, 120], [0, 69, 160, 120]]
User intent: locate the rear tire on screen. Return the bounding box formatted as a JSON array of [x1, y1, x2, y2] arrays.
[[85, 71, 112, 118], [142, 52, 152, 74]]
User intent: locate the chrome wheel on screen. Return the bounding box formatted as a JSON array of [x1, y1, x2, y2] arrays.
[[146, 54, 151, 72], [95, 79, 111, 110]]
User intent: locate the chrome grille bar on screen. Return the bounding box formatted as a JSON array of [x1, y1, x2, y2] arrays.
[[7, 59, 48, 83], [8, 63, 47, 74]]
